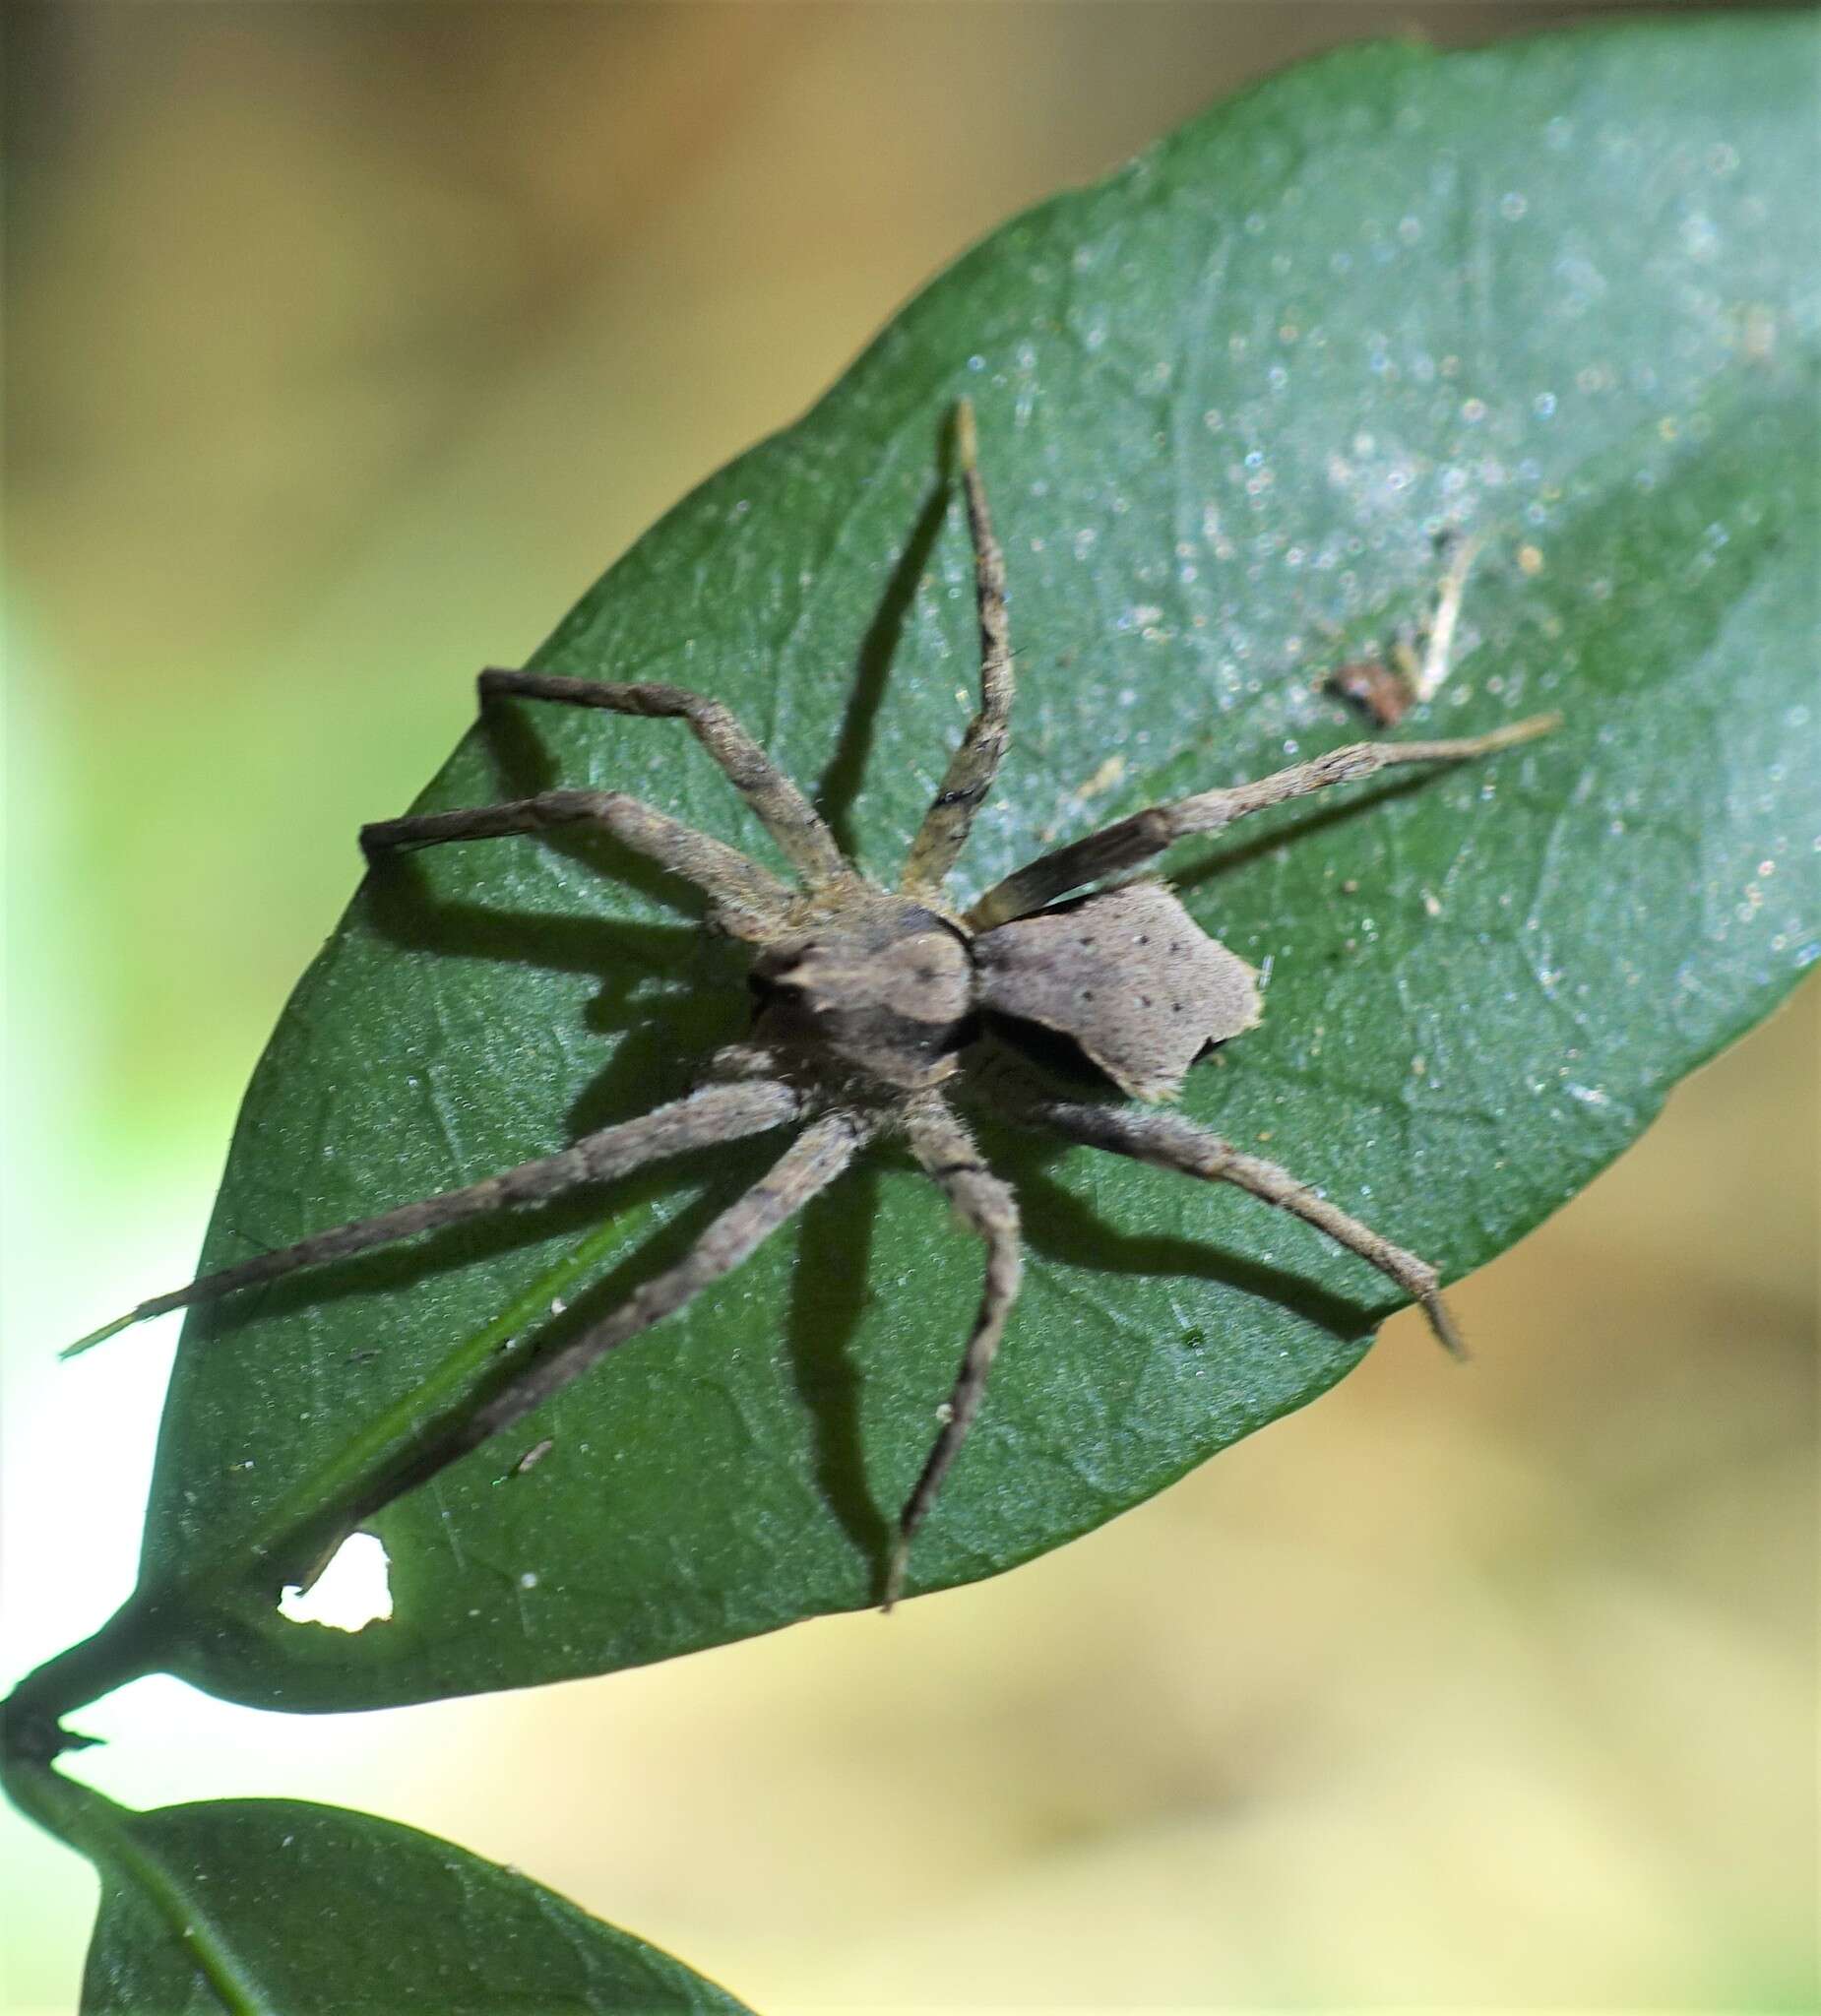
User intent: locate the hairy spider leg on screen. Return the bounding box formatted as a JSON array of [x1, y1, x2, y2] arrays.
[[477, 670, 850, 891], [987, 1074, 1466, 1357], [884, 1094, 1024, 1608], [63, 1069, 803, 1357], [967, 713, 1560, 930], [902, 399, 1015, 897], [334, 1109, 874, 1536], [359, 787, 788, 941]]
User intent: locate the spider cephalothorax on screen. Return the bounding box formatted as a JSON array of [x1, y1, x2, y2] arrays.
[[746, 890, 975, 1092], [74, 401, 1554, 1606]]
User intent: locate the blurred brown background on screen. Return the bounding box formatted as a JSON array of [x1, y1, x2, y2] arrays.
[[3, 6, 1814, 2011]]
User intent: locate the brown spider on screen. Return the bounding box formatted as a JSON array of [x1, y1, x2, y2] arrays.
[[72, 402, 1554, 1608]]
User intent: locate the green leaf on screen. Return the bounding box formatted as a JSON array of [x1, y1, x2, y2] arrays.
[[10, 1770, 749, 2014], [81, 17, 1821, 1709]]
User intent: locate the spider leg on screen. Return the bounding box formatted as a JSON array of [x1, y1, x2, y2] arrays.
[[340, 1107, 873, 1532], [64, 1070, 803, 1356], [884, 1094, 1024, 1609], [967, 714, 1558, 929], [982, 1075, 1465, 1356], [901, 400, 1015, 897], [478, 670, 850, 890], [360, 787, 788, 940]]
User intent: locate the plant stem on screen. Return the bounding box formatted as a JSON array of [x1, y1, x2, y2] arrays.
[[0, 1597, 171, 1763], [3, 1752, 276, 2015]]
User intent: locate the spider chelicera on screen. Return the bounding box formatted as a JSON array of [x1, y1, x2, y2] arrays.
[[73, 401, 1553, 1607]]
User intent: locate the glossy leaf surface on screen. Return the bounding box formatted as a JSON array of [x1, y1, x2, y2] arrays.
[[105, 17, 1816, 1709], [71, 1791, 748, 2014]]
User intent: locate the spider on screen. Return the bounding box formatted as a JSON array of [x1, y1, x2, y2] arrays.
[[73, 402, 1554, 1608]]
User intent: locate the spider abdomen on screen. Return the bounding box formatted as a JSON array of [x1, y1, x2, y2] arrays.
[[973, 879, 1261, 1102]]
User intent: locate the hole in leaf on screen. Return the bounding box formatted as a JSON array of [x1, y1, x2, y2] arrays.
[[279, 1531, 393, 1632]]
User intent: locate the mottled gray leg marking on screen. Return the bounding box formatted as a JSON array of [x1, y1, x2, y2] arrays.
[[349, 1107, 875, 1527], [984, 1075, 1464, 1357], [64, 1074, 804, 1355], [902, 400, 1015, 897], [360, 786, 787, 940], [884, 1094, 1024, 1608], [967, 714, 1559, 929], [478, 669, 850, 889]]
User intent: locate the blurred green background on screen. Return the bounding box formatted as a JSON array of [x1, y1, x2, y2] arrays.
[[3, 6, 1813, 2011]]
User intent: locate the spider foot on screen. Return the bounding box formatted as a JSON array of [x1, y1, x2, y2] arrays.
[[880, 1533, 911, 1614], [1419, 1286, 1470, 1360]]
